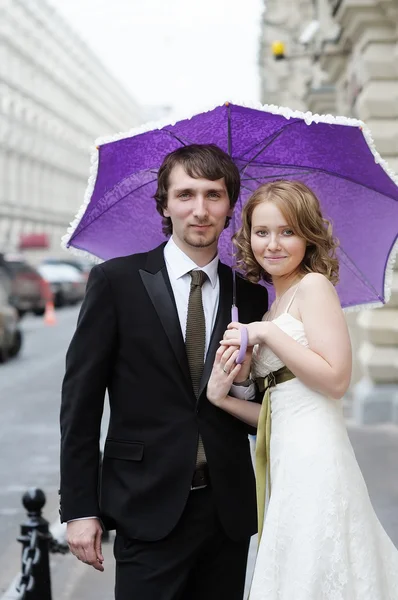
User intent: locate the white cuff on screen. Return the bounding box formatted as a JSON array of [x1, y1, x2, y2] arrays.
[[230, 382, 256, 400], [67, 517, 99, 522]]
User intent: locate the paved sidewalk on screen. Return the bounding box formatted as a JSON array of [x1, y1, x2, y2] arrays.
[[43, 424, 398, 599]]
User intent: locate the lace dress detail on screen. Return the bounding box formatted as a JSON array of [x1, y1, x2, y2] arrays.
[[249, 313, 398, 600]]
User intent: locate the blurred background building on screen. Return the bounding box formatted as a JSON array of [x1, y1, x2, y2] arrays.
[[259, 0, 398, 424], [0, 0, 143, 264]]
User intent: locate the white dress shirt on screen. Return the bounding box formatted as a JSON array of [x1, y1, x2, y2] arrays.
[[165, 239, 255, 399], [164, 237, 219, 356]]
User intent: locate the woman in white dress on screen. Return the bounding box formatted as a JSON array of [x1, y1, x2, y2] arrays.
[[207, 180, 398, 599]]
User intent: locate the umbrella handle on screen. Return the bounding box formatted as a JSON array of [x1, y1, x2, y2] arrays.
[[231, 306, 248, 364]]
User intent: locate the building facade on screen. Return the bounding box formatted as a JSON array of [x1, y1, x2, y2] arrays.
[[0, 0, 143, 262], [259, 0, 398, 423]]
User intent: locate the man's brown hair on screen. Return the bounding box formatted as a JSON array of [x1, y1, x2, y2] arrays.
[[154, 144, 240, 236]]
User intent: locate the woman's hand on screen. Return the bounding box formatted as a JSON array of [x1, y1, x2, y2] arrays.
[[207, 345, 241, 407], [220, 321, 269, 348]]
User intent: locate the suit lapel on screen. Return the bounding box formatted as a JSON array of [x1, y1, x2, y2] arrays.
[[140, 246, 233, 400], [198, 262, 232, 399], [139, 245, 192, 392]]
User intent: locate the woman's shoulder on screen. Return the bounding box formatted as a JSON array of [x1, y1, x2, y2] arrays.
[[298, 272, 340, 307], [299, 272, 335, 292]]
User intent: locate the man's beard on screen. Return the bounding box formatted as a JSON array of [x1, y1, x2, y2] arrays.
[[183, 229, 218, 248]]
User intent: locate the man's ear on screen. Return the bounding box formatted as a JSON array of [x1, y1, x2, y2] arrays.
[[227, 207, 234, 218], [163, 204, 170, 218]]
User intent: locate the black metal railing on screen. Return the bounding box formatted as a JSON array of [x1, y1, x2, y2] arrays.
[[14, 488, 69, 600]]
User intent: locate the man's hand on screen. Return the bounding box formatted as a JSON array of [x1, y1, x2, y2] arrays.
[[67, 518, 104, 572], [207, 345, 241, 407]]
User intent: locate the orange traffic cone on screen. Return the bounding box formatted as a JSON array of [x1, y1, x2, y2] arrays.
[[44, 301, 57, 325]]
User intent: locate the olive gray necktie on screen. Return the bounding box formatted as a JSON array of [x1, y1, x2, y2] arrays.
[[185, 269, 207, 467]]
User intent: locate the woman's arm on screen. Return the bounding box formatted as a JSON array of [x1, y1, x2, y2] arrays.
[[206, 345, 261, 426], [223, 274, 352, 400], [213, 394, 261, 427]]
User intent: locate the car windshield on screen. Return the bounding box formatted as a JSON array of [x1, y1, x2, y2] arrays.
[[38, 264, 83, 282]]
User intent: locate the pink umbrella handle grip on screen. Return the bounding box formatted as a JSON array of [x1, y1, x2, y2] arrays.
[[235, 326, 248, 364], [231, 306, 239, 322], [230, 306, 248, 364]]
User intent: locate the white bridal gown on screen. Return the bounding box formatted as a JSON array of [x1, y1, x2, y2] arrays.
[[249, 311, 398, 600]]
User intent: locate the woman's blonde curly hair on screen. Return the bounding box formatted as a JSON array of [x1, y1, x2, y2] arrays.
[[233, 180, 339, 285]]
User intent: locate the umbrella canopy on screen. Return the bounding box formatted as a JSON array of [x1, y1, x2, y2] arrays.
[[63, 102, 398, 310]]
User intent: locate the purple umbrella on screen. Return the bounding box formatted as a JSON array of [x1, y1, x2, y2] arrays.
[[62, 102, 398, 311]]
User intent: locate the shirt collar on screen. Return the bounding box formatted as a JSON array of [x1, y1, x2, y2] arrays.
[[164, 237, 219, 289]]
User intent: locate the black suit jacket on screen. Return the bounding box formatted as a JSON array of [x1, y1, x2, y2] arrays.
[[60, 243, 268, 541]]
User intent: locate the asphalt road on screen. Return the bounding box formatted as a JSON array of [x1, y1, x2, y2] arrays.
[[0, 307, 80, 594], [0, 306, 397, 599]]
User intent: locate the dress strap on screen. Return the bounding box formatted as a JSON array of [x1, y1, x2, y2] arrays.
[[285, 280, 302, 314]]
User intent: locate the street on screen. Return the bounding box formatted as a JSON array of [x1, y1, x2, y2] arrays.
[[0, 307, 79, 594], [0, 307, 397, 599]]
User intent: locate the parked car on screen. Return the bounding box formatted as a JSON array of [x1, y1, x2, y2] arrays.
[[0, 265, 22, 362], [0, 253, 52, 318], [41, 257, 93, 282], [37, 263, 86, 307]]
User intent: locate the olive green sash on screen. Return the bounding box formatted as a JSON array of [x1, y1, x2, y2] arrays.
[[254, 366, 296, 543]]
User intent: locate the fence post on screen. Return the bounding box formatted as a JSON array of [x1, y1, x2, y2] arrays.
[[17, 488, 52, 600]]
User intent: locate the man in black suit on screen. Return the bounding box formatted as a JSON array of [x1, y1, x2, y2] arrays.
[[60, 144, 267, 600]]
